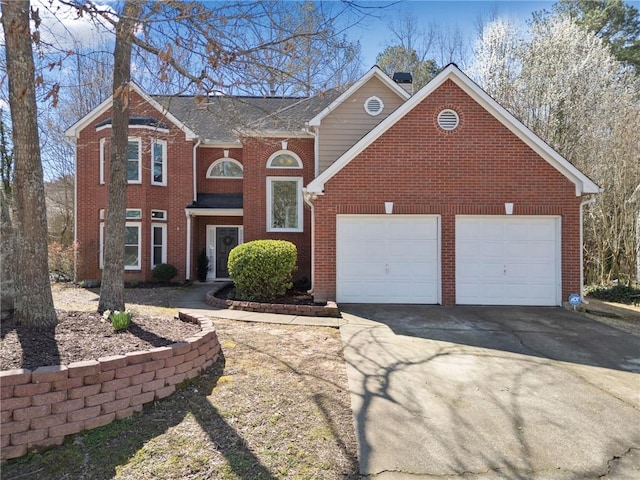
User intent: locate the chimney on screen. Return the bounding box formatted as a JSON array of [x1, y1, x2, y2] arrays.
[[392, 72, 413, 95]]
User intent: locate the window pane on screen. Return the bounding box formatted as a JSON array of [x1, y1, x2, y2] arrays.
[[125, 226, 139, 245], [211, 160, 242, 177], [124, 246, 139, 267], [153, 143, 164, 183], [127, 141, 139, 181], [271, 180, 298, 229], [270, 153, 299, 168], [153, 226, 162, 244], [153, 246, 163, 266], [126, 209, 141, 219]]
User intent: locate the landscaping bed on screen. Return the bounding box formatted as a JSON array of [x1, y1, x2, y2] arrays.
[[1, 284, 359, 478]]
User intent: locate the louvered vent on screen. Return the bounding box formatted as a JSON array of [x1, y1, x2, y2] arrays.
[[437, 109, 459, 131], [364, 96, 384, 116]]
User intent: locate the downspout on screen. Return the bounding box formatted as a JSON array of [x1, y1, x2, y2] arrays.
[[580, 195, 597, 304], [303, 125, 319, 294], [186, 140, 201, 281], [185, 211, 192, 281], [73, 139, 78, 283], [192, 139, 201, 202], [303, 189, 317, 295]]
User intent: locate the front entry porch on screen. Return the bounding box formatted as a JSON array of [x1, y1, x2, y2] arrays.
[[205, 225, 243, 280]]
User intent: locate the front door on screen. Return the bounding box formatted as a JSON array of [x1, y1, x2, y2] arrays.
[[214, 227, 239, 279]]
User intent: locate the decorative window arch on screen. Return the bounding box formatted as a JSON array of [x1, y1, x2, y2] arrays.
[[206, 158, 243, 178], [267, 150, 302, 169]]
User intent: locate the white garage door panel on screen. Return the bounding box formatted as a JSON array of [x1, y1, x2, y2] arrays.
[[337, 215, 440, 304], [456, 216, 560, 306]]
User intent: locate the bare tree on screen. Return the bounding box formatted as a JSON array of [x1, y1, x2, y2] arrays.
[[1, 0, 56, 326], [470, 14, 640, 284]]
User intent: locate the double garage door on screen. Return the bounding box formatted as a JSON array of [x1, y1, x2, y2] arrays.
[[336, 215, 561, 306]]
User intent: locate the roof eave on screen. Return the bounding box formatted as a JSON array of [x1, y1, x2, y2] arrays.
[[307, 64, 600, 197]]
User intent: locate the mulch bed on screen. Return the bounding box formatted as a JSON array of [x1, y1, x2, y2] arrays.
[[0, 310, 200, 371], [215, 284, 325, 306]]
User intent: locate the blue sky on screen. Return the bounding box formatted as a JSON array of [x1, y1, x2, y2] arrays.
[[347, 0, 555, 66]]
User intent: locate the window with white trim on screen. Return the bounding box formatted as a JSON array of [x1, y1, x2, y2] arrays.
[[267, 177, 303, 232], [100, 222, 142, 270], [151, 139, 167, 185], [267, 150, 302, 169], [151, 209, 167, 220], [206, 158, 243, 178], [126, 209, 142, 219], [99, 138, 106, 184], [124, 222, 142, 270], [127, 138, 142, 183], [151, 223, 167, 268]]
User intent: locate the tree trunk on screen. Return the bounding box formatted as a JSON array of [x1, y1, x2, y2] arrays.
[[1, 188, 15, 320], [1, 0, 56, 326], [98, 0, 141, 313]]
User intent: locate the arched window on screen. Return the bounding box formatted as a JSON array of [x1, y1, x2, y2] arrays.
[[267, 150, 302, 169], [206, 158, 243, 178]]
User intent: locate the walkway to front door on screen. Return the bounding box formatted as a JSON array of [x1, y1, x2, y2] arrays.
[[206, 226, 241, 280]]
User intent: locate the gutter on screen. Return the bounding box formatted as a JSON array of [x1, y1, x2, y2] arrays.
[[580, 195, 597, 304], [192, 139, 201, 202], [302, 189, 318, 295]]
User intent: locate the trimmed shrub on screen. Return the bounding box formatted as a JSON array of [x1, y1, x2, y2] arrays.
[[152, 263, 178, 283], [228, 240, 297, 301]]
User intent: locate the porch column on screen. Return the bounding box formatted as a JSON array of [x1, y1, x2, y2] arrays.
[[185, 211, 193, 281]]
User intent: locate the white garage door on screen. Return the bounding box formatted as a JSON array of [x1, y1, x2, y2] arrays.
[[456, 216, 561, 306], [336, 215, 440, 304]]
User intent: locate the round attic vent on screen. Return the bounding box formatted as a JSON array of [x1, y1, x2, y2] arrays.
[[437, 109, 460, 131], [364, 96, 384, 116]]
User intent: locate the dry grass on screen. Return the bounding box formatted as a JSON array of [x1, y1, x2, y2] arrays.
[[1, 286, 359, 479]]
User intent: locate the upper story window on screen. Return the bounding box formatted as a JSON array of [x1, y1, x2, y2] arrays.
[[267, 176, 303, 232], [151, 140, 167, 186], [99, 138, 106, 185], [207, 158, 243, 178], [267, 150, 302, 169], [127, 138, 142, 183]]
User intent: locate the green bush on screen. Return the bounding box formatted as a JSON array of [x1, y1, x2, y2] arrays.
[[228, 240, 297, 301], [585, 284, 640, 304], [152, 263, 178, 283]]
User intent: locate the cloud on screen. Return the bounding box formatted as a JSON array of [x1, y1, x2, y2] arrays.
[[34, 0, 115, 50]]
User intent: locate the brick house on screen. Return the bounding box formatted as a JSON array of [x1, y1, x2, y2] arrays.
[[67, 64, 599, 306]]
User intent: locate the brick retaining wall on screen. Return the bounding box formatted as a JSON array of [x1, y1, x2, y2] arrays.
[[205, 287, 340, 318], [0, 312, 220, 461]]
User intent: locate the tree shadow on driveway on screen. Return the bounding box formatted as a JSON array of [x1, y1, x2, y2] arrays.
[[338, 305, 640, 479]]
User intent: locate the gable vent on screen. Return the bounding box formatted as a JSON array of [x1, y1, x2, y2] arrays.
[[364, 96, 384, 116], [437, 109, 459, 131]]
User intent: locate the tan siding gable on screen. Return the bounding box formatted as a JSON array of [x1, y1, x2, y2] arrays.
[[318, 76, 406, 173]]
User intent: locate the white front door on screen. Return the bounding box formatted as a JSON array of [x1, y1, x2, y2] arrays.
[[336, 215, 440, 304], [455, 216, 561, 306]]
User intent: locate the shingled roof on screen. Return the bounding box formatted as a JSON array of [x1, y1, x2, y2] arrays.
[[153, 89, 343, 143]]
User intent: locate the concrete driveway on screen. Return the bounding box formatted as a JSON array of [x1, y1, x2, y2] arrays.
[[339, 305, 640, 479]]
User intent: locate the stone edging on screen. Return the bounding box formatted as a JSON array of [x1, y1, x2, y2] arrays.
[[0, 311, 220, 462], [205, 284, 340, 318]]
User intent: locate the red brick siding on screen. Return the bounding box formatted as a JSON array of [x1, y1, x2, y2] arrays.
[[312, 80, 581, 305], [240, 137, 314, 281], [197, 147, 243, 195], [76, 91, 194, 282]]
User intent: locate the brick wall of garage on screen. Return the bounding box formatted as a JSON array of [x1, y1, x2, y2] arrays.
[[311, 79, 582, 305]]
